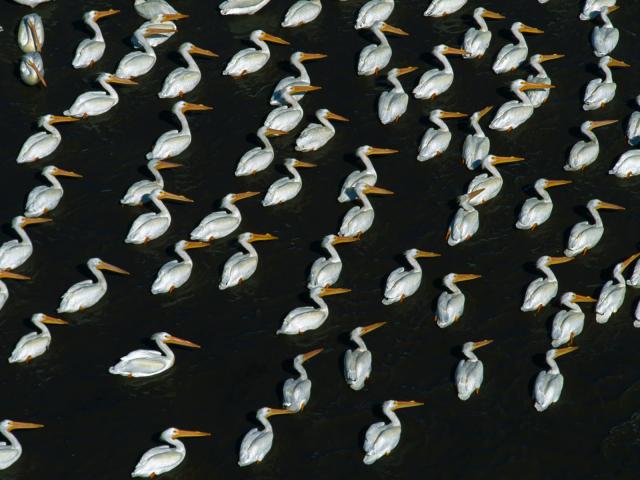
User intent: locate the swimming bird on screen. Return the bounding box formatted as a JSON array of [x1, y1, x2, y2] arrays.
[[627, 96, 640, 146], [627, 255, 640, 288], [516, 179, 571, 230], [120, 160, 182, 206], [19, 52, 46, 87], [238, 408, 293, 467], [264, 85, 322, 133], [580, 0, 616, 20], [8, 313, 67, 363], [18, 13, 43, 53], [223, 30, 288, 77], [455, 339, 493, 400], [219, 0, 271, 15], [0, 420, 43, 471], [219, 233, 278, 290], [534, 346, 578, 412], [417, 110, 467, 161], [564, 199, 624, 257], [115, 27, 173, 79], [151, 240, 209, 294], [424, 0, 466, 17], [282, 0, 322, 27], [13, 0, 51, 6], [307, 234, 358, 289], [262, 159, 316, 206], [0, 216, 50, 271], [462, 106, 493, 169], [592, 6, 619, 58], [446, 190, 483, 247], [378, 67, 416, 125], [159, 43, 217, 98], [357, 21, 408, 76], [583, 56, 629, 111], [492, 22, 544, 74], [339, 184, 394, 237], [344, 322, 385, 390], [526, 54, 564, 107], [125, 189, 193, 244], [595, 252, 640, 324], [282, 348, 323, 412], [236, 127, 286, 176], [64, 73, 137, 118], [71, 9, 120, 69], [462, 8, 505, 59], [490, 80, 553, 131], [355, 0, 394, 30], [0, 271, 30, 313], [16, 114, 78, 164], [277, 287, 350, 335], [134, 13, 188, 48], [435, 273, 481, 328], [521, 256, 573, 313], [564, 120, 617, 171], [134, 0, 181, 20], [413, 45, 467, 99], [338, 146, 397, 202], [551, 293, 596, 347], [382, 249, 440, 305], [296, 109, 349, 151], [190, 191, 259, 241], [466, 155, 524, 206], [270, 52, 327, 106], [24, 166, 82, 217], [609, 149, 640, 178]]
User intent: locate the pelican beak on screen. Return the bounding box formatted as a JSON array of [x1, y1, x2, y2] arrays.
[[392, 400, 424, 410], [621, 252, 640, 271], [41, 314, 69, 325], [52, 168, 83, 178], [259, 32, 290, 45], [573, 294, 596, 303], [477, 106, 494, 118], [107, 76, 138, 85], [293, 160, 317, 168], [539, 54, 565, 63], [300, 52, 328, 62], [363, 186, 394, 195], [27, 19, 42, 52], [326, 112, 349, 122], [28, 60, 47, 88], [589, 119, 618, 129], [183, 241, 210, 250], [249, 233, 278, 242], [453, 273, 482, 282], [366, 147, 398, 155], [232, 191, 260, 203], [290, 85, 322, 94], [319, 287, 351, 297], [144, 27, 177, 36], [302, 348, 324, 361], [396, 66, 418, 76], [544, 179, 571, 188], [21, 217, 52, 226], [360, 321, 386, 335], [0, 270, 30, 280], [467, 188, 485, 200], [172, 429, 211, 438], [608, 5, 620, 13], [7, 421, 44, 431], [520, 24, 544, 34], [492, 155, 525, 165], [165, 336, 201, 348], [162, 12, 189, 21], [182, 102, 214, 112], [471, 339, 494, 350], [189, 46, 218, 57], [481, 9, 505, 19], [50, 115, 80, 124], [332, 235, 359, 245], [596, 201, 625, 211], [97, 261, 130, 275], [547, 256, 574, 265], [94, 9, 120, 20], [156, 161, 182, 170], [158, 191, 194, 203], [415, 250, 440, 258], [439, 111, 468, 119], [266, 408, 295, 417], [607, 58, 630, 68], [553, 346, 578, 358], [380, 23, 409, 36], [519, 82, 554, 91], [443, 46, 469, 56], [265, 128, 287, 137]]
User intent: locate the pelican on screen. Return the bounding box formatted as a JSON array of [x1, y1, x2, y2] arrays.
[[270, 52, 327, 106], [455, 339, 493, 400], [18, 13, 43, 53], [159, 43, 217, 98], [595, 252, 640, 324], [219, 233, 278, 290], [282, 348, 323, 412], [344, 322, 385, 390], [492, 23, 544, 74], [132, 427, 210, 478], [417, 110, 467, 161], [282, 0, 322, 28], [551, 293, 596, 347], [564, 199, 624, 257], [424, 0, 466, 16], [8, 313, 67, 363], [110, 332, 200, 377], [120, 160, 182, 206], [592, 6, 619, 58], [338, 146, 397, 202], [435, 273, 481, 328], [236, 127, 286, 176], [362, 400, 423, 465], [296, 109, 349, 151], [134, 13, 188, 48], [263, 85, 322, 133], [377, 67, 416, 124], [64, 73, 137, 118], [0, 216, 50, 271], [466, 155, 524, 206], [238, 408, 293, 467], [580, 0, 616, 20], [71, 9, 119, 69], [628, 255, 640, 288], [190, 191, 259, 241], [16, 114, 78, 164], [534, 346, 578, 412], [262, 159, 316, 206], [609, 150, 640, 178], [24, 166, 82, 217], [583, 56, 629, 111], [521, 256, 573, 313], [339, 184, 394, 237], [357, 22, 409, 76], [382, 249, 440, 305], [0, 271, 30, 313], [13, 0, 51, 6], [446, 190, 483, 247], [220, 0, 271, 15], [151, 240, 209, 294], [0, 420, 43, 470], [462, 8, 505, 59], [526, 54, 564, 107], [565, 120, 617, 171], [276, 287, 350, 335], [355, 0, 394, 30], [125, 189, 193, 245], [307, 234, 358, 289], [223, 30, 288, 77], [115, 27, 174, 79], [627, 96, 640, 146], [134, 0, 180, 20], [489, 80, 553, 131], [462, 106, 493, 169], [516, 179, 571, 230], [413, 45, 467, 100], [19, 52, 46, 87]]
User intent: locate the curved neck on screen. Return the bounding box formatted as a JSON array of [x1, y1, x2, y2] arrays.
[[563, 298, 581, 312], [484, 162, 501, 180], [44, 171, 63, 190], [323, 242, 340, 262], [587, 204, 603, 227], [514, 87, 533, 106], [283, 91, 303, 111], [601, 63, 613, 83], [351, 332, 367, 351], [582, 125, 597, 143], [253, 37, 270, 54], [388, 73, 404, 93], [291, 57, 309, 83], [137, 32, 155, 56], [373, 26, 390, 47], [13, 223, 32, 246], [317, 112, 336, 133], [405, 253, 421, 273], [175, 245, 193, 264], [512, 27, 527, 47], [546, 355, 560, 375], [156, 338, 176, 362], [257, 129, 273, 151], [474, 11, 488, 31], [32, 317, 51, 336], [600, 11, 612, 27], [42, 121, 62, 138], [88, 262, 107, 287], [181, 49, 199, 71], [0, 427, 20, 452], [222, 198, 241, 218], [257, 411, 273, 432], [434, 50, 453, 74], [463, 346, 478, 361], [293, 358, 308, 380], [383, 404, 401, 427], [310, 290, 329, 313], [151, 195, 171, 217], [174, 108, 190, 136], [444, 277, 461, 294], [432, 116, 448, 132], [164, 435, 185, 452], [356, 189, 373, 211], [470, 115, 484, 136], [285, 163, 302, 183], [99, 77, 118, 100], [357, 151, 375, 173], [613, 266, 625, 285], [534, 184, 551, 202], [239, 237, 258, 258], [86, 17, 104, 42], [460, 198, 475, 212], [538, 264, 557, 283], [531, 60, 546, 76], [149, 164, 164, 185]]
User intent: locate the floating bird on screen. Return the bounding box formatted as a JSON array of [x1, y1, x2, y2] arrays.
[[270, 52, 327, 106], [262, 159, 316, 206], [609, 149, 640, 178], [490, 80, 553, 131], [355, 0, 394, 30], [627, 256, 640, 288], [307, 234, 358, 289], [18, 13, 43, 53], [264, 85, 322, 133], [19, 52, 46, 87], [626, 95, 640, 146], [413, 45, 467, 100], [462, 8, 505, 59], [339, 184, 394, 237], [159, 43, 217, 98], [0, 420, 43, 471], [115, 27, 174, 79], [516, 179, 572, 230], [424, 0, 466, 17], [235, 127, 286, 176], [338, 146, 397, 202], [564, 120, 617, 171], [219, 0, 271, 15], [580, 0, 616, 20], [282, 348, 323, 412], [24, 166, 82, 217], [190, 191, 259, 241], [0, 216, 50, 271], [592, 6, 619, 58], [417, 110, 467, 161], [435, 273, 481, 328], [582, 56, 629, 111], [378, 67, 417, 125], [462, 106, 493, 170], [357, 21, 408, 76], [382, 249, 440, 305], [151, 240, 209, 294], [282, 0, 322, 28], [551, 293, 595, 347], [595, 252, 640, 324], [238, 408, 293, 467], [0, 271, 30, 313], [8, 313, 67, 363], [120, 160, 182, 206], [455, 339, 493, 400], [135, 13, 188, 48], [64, 73, 137, 118], [219, 233, 278, 290], [71, 9, 120, 69], [564, 199, 624, 257], [526, 54, 563, 107], [521, 256, 573, 313], [534, 346, 578, 412], [223, 30, 288, 77], [466, 155, 524, 206], [446, 190, 483, 247], [16, 114, 78, 164], [344, 322, 385, 390], [134, 0, 180, 20], [13, 0, 51, 6], [492, 22, 543, 74], [276, 287, 350, 335], [296, 109, 349, 151]]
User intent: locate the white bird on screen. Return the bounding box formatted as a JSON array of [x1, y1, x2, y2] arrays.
[[382, 249, 440, 305], [424, 0, 466, 17], [355, 0, 394, 30], [362, 400, 423, 465], [357, 21, 409, 76], [219, 233, 278, 290], [413, 45, 467, 100], [592, 6, 619, 58], [339, 183, 394, 237], [296, 109, 349, 151], [462, 106, 493, 170], [534, 346, 578, 412], [455, 339, 493, 400], [0, 271, 30, 313], [344, 322, 385, 390], [282, 0, 322, 28], [270, 52, 327, 106], [64, 73, 137, 118], [219, 0, 271, 15], [0, 216, 51, 271], [134, 13, 188, 48], [466, 155, 525, 206], [526, 54, 564, 107], [583, 56, 629, 111], [8, 313, 67, 363], [72, 9, 120, 69], [115, 27, 173, 79], [264, 85, 322, 133], [564, 199, 624, 257], [134, 0, 180, 20], [627, 95, 640, 146], [223, 30, 288, 77], [462, 8, 505, 59], [0, 420, 43, 471], [16, 114, 78, 164], [435, 273, 481, 328], [580, 0, 616, 20], [24, 166, 82, 217], [551, 293, 595, 347], [158, 43, 217, 98], [110, 332, 200, 377], [446, 189, 484, 247], [190, 191, 259, 241], [627, 255, 640, 288], [18, 13, 43, 53], [131, 427, 210, 478], [565, 120, 617, 171], [282, 348, 323, 412], [609, 149, 640, 178], [13, 0, 51, 6], [521, 256, 573, 313], [307, 234, 358, 289], [490, 80, 553, 131], [417, 110, 468, 161], [235, 127, 286, 176], [516, 179, 571, 230], [120, 160, 182, 206], [276, 287, 350, 335], [151, 240, 209, 294], [19, 52, 46, 87], [492, 22, 544, 74], [262, 159, 316, 206], [378, 67, 416, 125], [595, 252, 640, 324], [238, 408, 293, 467], [338, 146, 397, 202]]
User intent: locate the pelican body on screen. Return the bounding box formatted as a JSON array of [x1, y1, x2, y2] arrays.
[[158, 43, 217, 98], [16, 114, 78, 164], [435, 273, 481, 328], [219, 233, 277, 289], [8, 313, 67, 363], [18, 14, 43, 53], [14, 0, 51, 7], [0, 271, 30, 313], [413, 45, 467, 100], [223, 30, 288, 77], [339, 184, 394, 237], [236, 127, 286, 176], [238, 408, 293, 467], [0, 420, 44, 471], [526, 54, 564, 107], [378, 67, 416, 125], [262, 159, 316, 206], [424, 0, 466, 16], [282, 348, 323, 412], [492, 23, 544, 74], [270, 52, 327, 106], [595, 253, 640, 324], [120, 160, 182, 206], [338, 146, 397, 202], [446, 190, 483, 246], [0, 216, 51, 271], [592, 6, 619, 58], [583, 56, 629, 111], [357, 22, 408, 76], [307, 234, 358, 289], [382, 249, 440, 305], [355, 0, 394, 30], [190, 192, 259, 242], [516, 179, 571, 230], [417, 110, 467, 161], [151, 240, 208, 294], [565, 120, 617, 171], [296, 109, 349, 151], [276, 287, 350, 335], [534, 347, 578, 412], [551, 293, 595, 347], [264, 85, 321, 133], [134, 0, 180, 20], [282, 0, 322, 28], [72, 9, 120, 69], [609, 150, 640, 178], [580, 0, 616, 20], [462, 8, 505, 59], [564, 199, 624, 257], [455, 339, 493, 400], [490, 80, 553, 131], [462, 106, 493, 170], [626, 96, 640, 146], [521, 256, 573, 313], [116, 27, 174, 79], [220, 0, 271, 15], [466, 155, 524, 206], [24, 166, 82, 217], [344, 322, 385, 390], [134, 13, 188, 48], [64, 73, 136, 118], [20, 52, 46, 87], [125, 190, 193, 244]]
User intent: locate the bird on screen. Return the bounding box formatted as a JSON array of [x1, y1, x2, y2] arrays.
[[609, 149, 640, 178], [626, 95, 640, 146], [462, 8, 505, 59], [276, 287, 350, 335], [158, 43, 217, 98], [190, 191, 260, 242], [355, 0, 394, 30], [223, 30, 288, 77], [263, 85, 322, 133], [489, 80, 553, 131], [17, 13, 43, 53], [71, 9, 120, 69], [235, 127, 286, 176], [521, 256, 573, 313], [282, 348, 323, 412], [551, 293, 596, 347], [455, 339, 493, 400], [238, 408, 293, 467], [219, 233, 278, 290], [465, 155, 525, 206], [595, 252, 640, 324], [339, 183, 394, 237], [24, 166, 82, 217], [534, 347, 578, 412], [295, 109, 349, 151], [565, 120, 617, 171], [115, 27, 174, 79], [270, 52, 327, 106], [8, 313, 67, 363], [516, 179, 572, 230], [462, 106, 493, 170], [526, 54, 564, 107], [134, 13, 188, 48], [151, 240, 209, 294], [262, 159, 316, 206], [134, 0, 182, 20], [492, 22, 544, 74], [307, 234, 358, 289], [382, 249, 440, 305], [219, 0, 271, 15], [417, 110, 468, 161], [582, 56, 629, 111], [627, 255, 640, 288], [580, 0, 616, 20], [435, 273, 482, 328], [344, 322, 385, 390], [19, 52, 46, 87], [0, 271, 30, 313], [109, 332, 200, 377], [0, 420, 44, 471], [0, 216, 51, 271], [446, 189, 484, 247], [591, 6, 619, 58], [564, 199, 624, 257], [357, 21, 409, 76], [413, 45, 467, 100], [120, 160, 182, 206], [57, 258, 129, 313], [13, 0, 51, 6], [282, 0, 322, 28], [64, 73, 137, 118], [378, 66, 417, 125], [16, 114, 79, 164], [424, 0, 466, 17], [337, 146, 398, 202]]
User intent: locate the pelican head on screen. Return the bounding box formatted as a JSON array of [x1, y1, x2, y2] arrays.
[[549, 346, 578, 360], [616, 252, 640, 274], [352, 321, 386, 339], [153, 332, 201, 349], [586, 119, 618, 130], [434, 44, 468, 56], [389, 66, 418, 79], [514, 22, 544, 34], [318, 286, 351, 297], [295, 347, 324, 365], [463, 339, 494, 355], [445, 273, 482, 284], [531, 53, 565, 64], [0, 270, 30, 281], [183, 42, 218, 57], [87, 9, 120, 22], [539, 179, 571, 189], [44, 166, 83, 178], [101, 73, 138, 85], [514, 79, 555, 92], [175, 101, 214, 114], [359, 184, 395, 196], [484, 154, 525, 166], [561, 292, 596, 304], [375, 22, 409, 36], [176, 239, 209, 251], [15, 215, 52, 228], [537, 255, 574, 268], [295, 51, 328, 63], [471, 106, 493, 121], [318, 109, 349, 122], [253, 30, 290, 45], [32, 313, 68, 325], [408, 248, 440, 260], [603, 56, 630, 69], [229, 191, 260, 204], [285, 158, 317, 169], [478, 8, 505, 19], [88, 257, 130, 275], [244, 232, 279, 243], [151, 159, 182, 171], [385, 400, 424, 411], [433, 109, 468, 121], [0, 420, 44, 432], [327, 234, 359, 246], [161, 427, 211, 442], [590, 199, 625, 211], [287, 84, 322, 95], [41, 114, 79, 126], [152, 189, 194, 203], [360, 145, 399, 156]]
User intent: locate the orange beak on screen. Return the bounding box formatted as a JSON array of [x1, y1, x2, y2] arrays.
[[145, 27, 177, 36], [482, 9, 505, 19], [189, 46, 218, 57], [293, 160, 317, 168], [165, 335, 201, 348], [172, 429, 211, 438], [366, 147, 398, 155], [28, 60, 47, 88], [440, 111, 468, 119], [162, 13, 189, 21], [596, 201, 625, 211], [156, 161, 182, 170], [290, 85, 322, 94], [544, 179, 571, 188], [27, 19, 42, 52], [415, 250, 440, 258], [519, 82, 554, 91], [360, 321, 386, 335], [380, 23, 409, 36], [363, 186, 394, 195], [547, 256, 574, 266], [573, 294, 596, 303], [97, 261, 130, 275], [471, 339, 493, 350], [266, 408, 295, 417], [21, 217, 52, 226], [249, 233, 278, 242], [8, 421, 44, 431], [396, 66, 418, 76], [265, 128, 287, 137], [453, 273, 482, 282], [539, 54, 565, 63], [621, 252, 640, 271], [302, 348, 324, 361], [94, 9, 120, 20], [107, 76, 138, 85], [300, 52, 328, 62], [589, 119, 618, 129], [332, 235, 359, 245], [41, 314, 69, 325], [392, 400, 424, 410], [50, 115, 80, 124], [608, 58, 631, 68], [0, 270, 30, 280], [259, 32, 290, 45], [158, 191, 194, 203], [492, 155, 525, 165], [232, 191, 260, 203], [554, 346, 578, 358], [319, 287, 351, 297], [183, 241, 209, 250], [326, 112, 349, 122], [52, 168, 82, 178], [443, 46, 469, 56], [182, 102, 213, 112], [477, 106, 494, 118], [520, 24, 544, 34]]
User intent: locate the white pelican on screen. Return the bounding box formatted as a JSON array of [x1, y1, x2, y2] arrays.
[[64, 73, 137, 118], [235, 127, 286, 176], [24, 166, 82, 217], [565, 119, 617, 171], [413, 45, 467, 100], [417, 110, 467, 161], [223, 30, 289, 78], [424, 0, 466, 16], [492, 23, 544, 74], [355, 0, 394, 30], [57, 258, 129, 313], [134, 0, 180, 20], [71, 9, 120, 69], [0, 216, 50, 271], [628, 255, 640, 288], [516, 179, 571, 230], [125, 189, 193, 245], [0, 420, 43, 470], [282, 0, 322, 28], [344, 322, 385, 390], [338, 146, 397, 202], [551, 293, 595, 347], [0, 271, 30, 313], [580, 0, 616, 20], [190, 191, 259, 241], [270, 52, 327, 106], [296, 109, 349, 151], [455, 339, 493, 400], [583, 56, 629, 111], [627, 96, 640, 146], [120, 160, 182, 206], [307, 234, 358, 289], [262, 159, 316, 206], [534, 346, 578, 412], [276, 287, 350, 335], [357, 21, 408, 76], [462, 106, 493, 170], [263, 85, 322, 133], [238, 408, 293, 467], [526, 54, 564, 107], [116, 27, 173, 79], [466, 155, 524, 206], [16, 114, 78, 164], [446, 190, 483, 247], [8, 313, 67, 363], [18, 13, 43, 53], [159, 43, 217, 98], [219, 233, 278, 290], [219, 0, 271, 15], [521, 256, 573, 313], [435, 273, 481, 328], [339, 184, 394, 237], [595, 252, 640, 324], [14, 0, 51, 6], [592, 6, 619, 58], [378, 66, 416, 124], [110, 332, 200, 377], [564, 199, 624, 257], [132, 427, 210, 478], [282, 348, 323, 412], [19, 52, 46, 87], [609, 150, 640, 178], [134, 13, 188, 48], [151, 240, 209, 294], [489, 80, 553, 131], [382, 249, 440, 305], [462, 8, 505, 59], [362, 400, 423, 465]]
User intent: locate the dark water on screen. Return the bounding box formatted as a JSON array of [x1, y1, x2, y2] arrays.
[[1, 0, 640, 478]]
